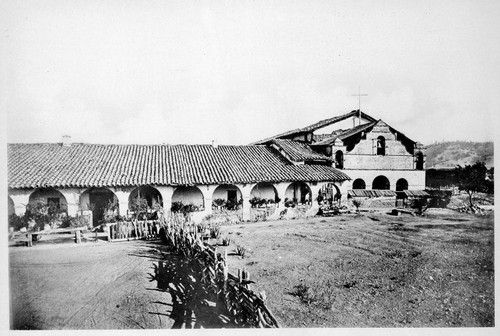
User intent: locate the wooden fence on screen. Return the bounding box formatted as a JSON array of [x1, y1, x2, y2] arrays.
[[161, 216, 280, 328], [108, 220, 160, 242]]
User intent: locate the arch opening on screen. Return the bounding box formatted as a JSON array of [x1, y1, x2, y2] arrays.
[[80, 187, 118, 226], [172, 186, 204, 212], [212, 184, 243, 210], [335, 150, 344, 169], [128, 185, 163, 219], [416, 152, 424, 170], [285, 182, 312, 205], [28, 188, 68, 213], [377, 136, 386, 156], [396, 178, 409, 191], [352, 178, 366, 190], [318, 183, 341, 207], [372, 175, 390, 190], [250, 182, 278, 207]]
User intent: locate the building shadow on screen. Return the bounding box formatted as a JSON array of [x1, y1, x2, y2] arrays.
[[145, 247, 238, 328]]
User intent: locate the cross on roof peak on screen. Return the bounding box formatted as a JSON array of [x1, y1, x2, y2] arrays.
[[351, 86, 368, 125]]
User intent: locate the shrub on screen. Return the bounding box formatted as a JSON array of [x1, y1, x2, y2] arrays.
[[411, 198, 428, 215], [212, 198, 226, 208], [8, 214, 27, 231], [102, 199, 120, 223], [284, 198, 295, 208], [249, 197, 261, 208], [221, 237, 231, 246], [182, 204, 199, 214], [23, 199, 62, 230], [210, 223, 221, 239], [352, 199, 362, 213], [59, 215, 89, 229], [292, 280, 336, 309], [236, 245, 247, 258], [171, 201, 184, 213]]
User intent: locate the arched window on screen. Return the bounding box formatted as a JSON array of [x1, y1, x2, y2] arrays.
[[377, 136, 386, 156], [352, 179, 366, 190], [335, 150, 344, 169], [415, 152, 424, 170], [372, 175, 390, 190], [396, 178, 409, 191]]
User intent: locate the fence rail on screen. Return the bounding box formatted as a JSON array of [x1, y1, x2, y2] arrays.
[[107, 220, 160, 242], [161, 216, 280, 328]]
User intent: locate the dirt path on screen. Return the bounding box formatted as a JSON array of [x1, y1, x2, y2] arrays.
[[9, 239, 232, 330]]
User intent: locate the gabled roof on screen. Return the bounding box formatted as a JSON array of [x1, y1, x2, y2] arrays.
[[270, 139, 330, 162], [252, 110, 377, 145], [8, 143, 351, 189], [311, 121, 378, 146]]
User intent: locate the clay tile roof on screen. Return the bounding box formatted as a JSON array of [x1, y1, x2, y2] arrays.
[[400, 190, 430, 197], [8, 143, 351, 189], [270, 139, 330, 162], [348, 189, 397, 197], [251, 110, 377, 145]]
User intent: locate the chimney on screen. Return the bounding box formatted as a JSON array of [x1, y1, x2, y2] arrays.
[[62, 135, 72, 147], [211, 139, 218, 149]]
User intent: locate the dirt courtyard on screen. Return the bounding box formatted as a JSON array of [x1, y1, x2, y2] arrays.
[[9, 239, 232, 330]]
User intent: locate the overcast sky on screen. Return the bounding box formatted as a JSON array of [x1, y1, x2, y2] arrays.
[[2, 0, 499, 146]]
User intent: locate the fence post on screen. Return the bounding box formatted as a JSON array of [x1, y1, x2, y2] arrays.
[[27, 233, 32, 247], [75, 230, 81, 244]]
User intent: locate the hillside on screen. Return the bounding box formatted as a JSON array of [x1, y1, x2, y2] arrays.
[[425, 141, 494, 169]]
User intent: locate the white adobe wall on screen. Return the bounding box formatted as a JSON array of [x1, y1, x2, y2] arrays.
[[344, 169, 426, 190], [342, 121, 417, 170]]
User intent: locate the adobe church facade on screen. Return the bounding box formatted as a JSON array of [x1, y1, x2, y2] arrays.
[[253, 110, 426, 205]]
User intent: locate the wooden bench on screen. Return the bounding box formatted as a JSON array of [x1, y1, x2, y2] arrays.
[[9, 227, 90, 246]]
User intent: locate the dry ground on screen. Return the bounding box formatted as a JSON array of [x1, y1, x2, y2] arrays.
[[9, 208, 494, 329], [9, 239, 233, 330], [219, 208, 494, 328]]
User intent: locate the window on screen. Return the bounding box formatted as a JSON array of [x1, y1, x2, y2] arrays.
[[376, 136, 386, 155], [415, 152, 424, 170], [335, 150, 344, 169]]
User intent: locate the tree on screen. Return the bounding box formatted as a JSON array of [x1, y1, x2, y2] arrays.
[[454, 162, 492, 210]]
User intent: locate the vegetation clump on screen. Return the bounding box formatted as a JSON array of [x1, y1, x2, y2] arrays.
[[454, 162, 494, 212], [291, 280, 336, 309], [236, 245, 247, 258]]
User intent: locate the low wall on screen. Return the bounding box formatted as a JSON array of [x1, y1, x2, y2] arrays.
[[348, 196, 396, 209]]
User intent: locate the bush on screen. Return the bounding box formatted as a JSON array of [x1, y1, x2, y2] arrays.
[[292, 280, 336, 309], [236, 245, 247, 258], [171, 202, 200, 215], [59, 215, 89, 228], [411, 198, 428, 215], [8, 214, 27, 231], [352, 199, 362, 213], [171, 201, 184, 213], [212, 198, 226, 208], [249, 197, 261, 208], [210, 223, 221, 239], [284, 198, 295, 208], [23, 199, 62, 230], [221, 237, 231, 246]]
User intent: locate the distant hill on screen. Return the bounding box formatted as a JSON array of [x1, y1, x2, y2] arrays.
[[425, 141, 494, 169]]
